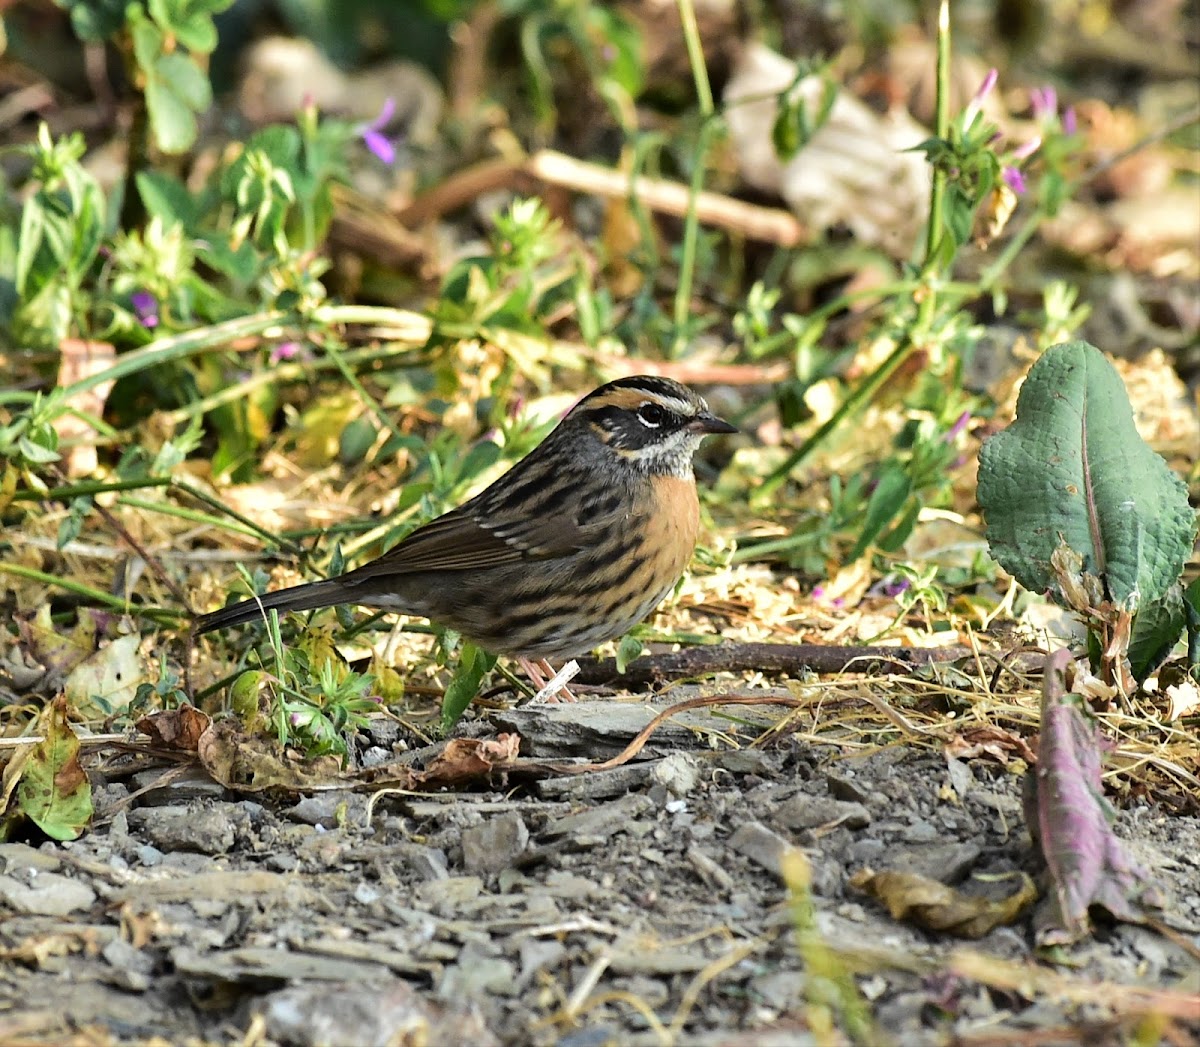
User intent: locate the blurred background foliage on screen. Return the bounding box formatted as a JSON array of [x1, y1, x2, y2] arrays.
[[0, 0, 1196, 746]]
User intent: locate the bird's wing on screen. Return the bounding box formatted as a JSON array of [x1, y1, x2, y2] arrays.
[[345, 501, 593, 578]]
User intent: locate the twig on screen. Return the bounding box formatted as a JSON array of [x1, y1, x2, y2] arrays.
[[594, 355, 789, 386], [398, 150, 806, 247], [517, 694, 809, 775], [528, 150, 805, 246]]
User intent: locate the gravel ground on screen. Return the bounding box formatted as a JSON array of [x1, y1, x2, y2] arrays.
[[1, 690, 1197, 1046]]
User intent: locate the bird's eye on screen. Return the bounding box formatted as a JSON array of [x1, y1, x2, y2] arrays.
[[637, 403, 666, 427]]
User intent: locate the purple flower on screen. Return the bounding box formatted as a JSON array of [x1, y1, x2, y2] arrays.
[[869, 576, 911, 599], [1030, 86, 1057, 121], [1063, 106, 1077, 135], [359, 97, 397, 165], [1002, 166, 1027, 194], [964, 68, 998, 125], [130, 291, 159, 329], [811, 585, 825, 599]]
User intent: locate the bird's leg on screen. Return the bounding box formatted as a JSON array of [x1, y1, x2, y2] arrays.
[[518, 657, 579, 703], [518, 657, 549, 691]]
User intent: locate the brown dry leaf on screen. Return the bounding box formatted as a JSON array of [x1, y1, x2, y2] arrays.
[[118, 902, 168, 949], [850, 868, 1038, 939], [137, 705, 211, 752], [197, 719, 345, 793], [360, 733, 522, 792], [0, 738, 35, 815], [54, 338, 115, 477], [945, 725, 1037, 765], [423, 734, 521, 784]]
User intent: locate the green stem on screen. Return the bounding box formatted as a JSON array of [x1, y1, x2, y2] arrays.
[[759, 334, 917, 497], [320, 342, 412, 447], [0, 563, 183, 623], [10, 477, 173, 502], [59, 305, 431, 402], [676, 0, 714, 114], [918, 0, 953, 330], [115, 496, 266, 542], [671, 0, 717, 358], [60, 311, 291, 398]]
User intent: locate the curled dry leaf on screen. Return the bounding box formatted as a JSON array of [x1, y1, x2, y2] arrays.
[[359, 734, 522, 792], [850, 867, 1038, 939], [945, 725, 1037, 765], [423, 734, 521, 783], [137, 705, 211, 752]]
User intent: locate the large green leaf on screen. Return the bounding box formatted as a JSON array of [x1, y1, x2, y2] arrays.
[[15, 696, 94, 841], [978, 341, 1195, 612]]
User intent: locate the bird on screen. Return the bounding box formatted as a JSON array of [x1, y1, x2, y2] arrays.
[[194, 375, 736, 694]]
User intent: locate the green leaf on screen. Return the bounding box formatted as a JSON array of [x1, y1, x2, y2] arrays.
[[54, 0, 128, 42], [137, 170, 199, 226], [978, 341, 1195, 612], [15, 199, 46, 295], [143, 53, 212, 154], [849, 462, 913, 561], [440, 641, 496, 732], [16, 695, 94, 841], [148, 0, 234, 53], [616, 634, 644, 673], [1126, 585, 1186, 682]]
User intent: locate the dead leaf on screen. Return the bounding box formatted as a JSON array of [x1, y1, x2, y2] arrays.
[[197, 719, 344, 793], [17, 605, 104, 678], [360, 733, 522, 791], [850, 867, 1037, 939], [724, 43, 931, 255], [424, 734, 520, 782], [945, 725, 1037, 765], [137, 705, 211, 752], [64, 632, 145, 716], [1024, 650, 1165, 945], [1, 930, 88, 968], [1163, 680, 1200, 721]]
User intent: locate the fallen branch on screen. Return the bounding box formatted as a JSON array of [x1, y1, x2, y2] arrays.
[[574, 642, 975, 687]]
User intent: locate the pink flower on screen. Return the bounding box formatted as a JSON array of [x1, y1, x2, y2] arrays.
[[1063, 106, 1077, 135], [964, 68, 998, 125], [1030, 86, 1058, 121], [1010, 134, 1042, 161], [944, 410, 970, 443], [270, 341, 303, 363]]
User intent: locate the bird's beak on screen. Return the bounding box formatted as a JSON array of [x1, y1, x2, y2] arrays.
[[689, 411, 738, 435]]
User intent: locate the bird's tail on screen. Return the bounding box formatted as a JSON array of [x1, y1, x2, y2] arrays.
[[193, 577, 348, 634]]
